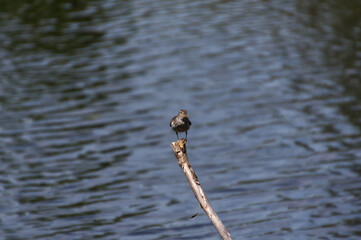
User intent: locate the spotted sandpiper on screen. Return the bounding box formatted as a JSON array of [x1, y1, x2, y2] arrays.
[[170, 109, 192, 140]]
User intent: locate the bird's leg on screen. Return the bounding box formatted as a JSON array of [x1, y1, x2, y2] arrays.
[[176, 132, 179, 140], [186, 131, 188, 141]]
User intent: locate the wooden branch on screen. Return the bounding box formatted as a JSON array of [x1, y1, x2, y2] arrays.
[[170, 139, 233, 240]]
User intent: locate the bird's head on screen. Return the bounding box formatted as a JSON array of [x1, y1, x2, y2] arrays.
[[178, 109, 189, 118]]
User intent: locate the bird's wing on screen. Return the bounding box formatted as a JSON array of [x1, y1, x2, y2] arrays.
[[183, 117, 191, 126], [170, 117, 174, 127]]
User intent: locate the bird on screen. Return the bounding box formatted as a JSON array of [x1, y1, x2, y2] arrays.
[[170, 109, 192, 140]]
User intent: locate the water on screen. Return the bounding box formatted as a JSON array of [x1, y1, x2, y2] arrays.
[[1, 0, 361, 239]]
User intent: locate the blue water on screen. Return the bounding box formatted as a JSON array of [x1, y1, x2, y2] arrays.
[[1, 0, 361, 239]]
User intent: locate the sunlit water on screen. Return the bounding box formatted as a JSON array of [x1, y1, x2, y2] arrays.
[[1, 0, 361, 239]]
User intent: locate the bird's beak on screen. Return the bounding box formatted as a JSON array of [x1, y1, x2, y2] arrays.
[[184, 114, 189, 118]]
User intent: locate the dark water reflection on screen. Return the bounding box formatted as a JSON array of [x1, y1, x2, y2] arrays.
[[1, 0, 361, 239]]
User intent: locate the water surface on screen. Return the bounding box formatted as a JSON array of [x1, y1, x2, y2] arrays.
[[1, 0, 361, 239]]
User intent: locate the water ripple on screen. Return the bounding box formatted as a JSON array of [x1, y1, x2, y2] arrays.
[[1, 0, 361, 239]]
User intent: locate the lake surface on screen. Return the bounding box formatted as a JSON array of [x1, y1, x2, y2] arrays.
[[1, 0, 361, 239]]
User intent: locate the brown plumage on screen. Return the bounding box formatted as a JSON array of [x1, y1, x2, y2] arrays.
[[170, 109, 192, 140]]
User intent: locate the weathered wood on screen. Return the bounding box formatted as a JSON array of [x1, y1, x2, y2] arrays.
[[170, 139, 233, 240]]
